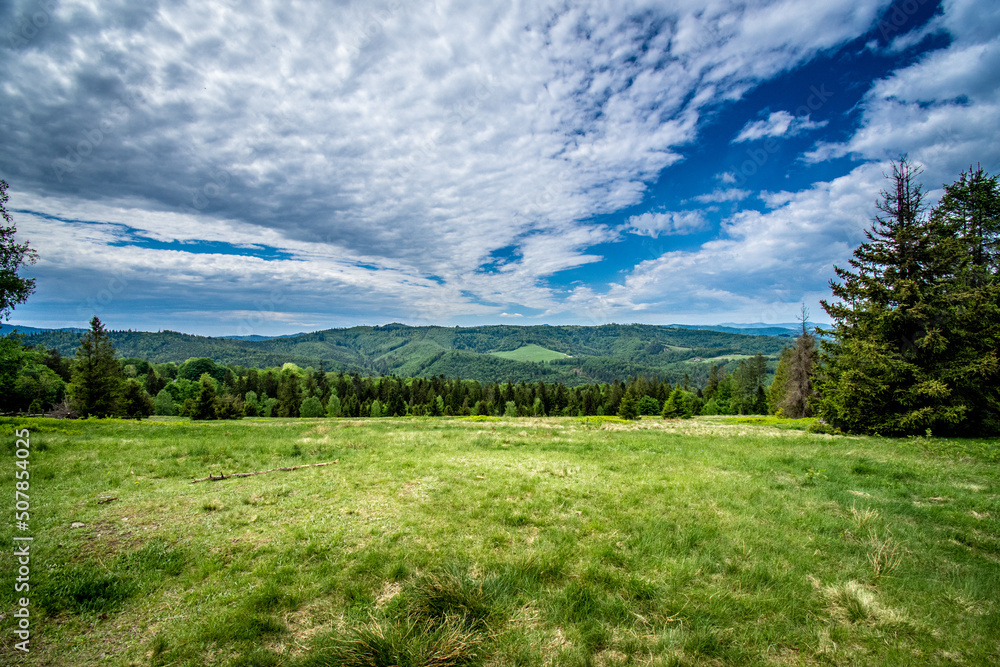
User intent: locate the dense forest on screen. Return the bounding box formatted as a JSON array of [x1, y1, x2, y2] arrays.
[[1, 317, 781, 421], [11, 323, 789, 387]]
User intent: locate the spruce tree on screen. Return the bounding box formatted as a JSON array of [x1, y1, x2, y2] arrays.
[[731, 354, 767, 414], [617, 393, 639, 420], [661, 387, 689, 419], [818, 158, 969, 434], [69, 317, 124, 417], [277, 370, 303, 417], [121, 379, 155, 419], [779, 307, 817, 418], [927, 165, 1000, 433], [191, 374, 219, 420]]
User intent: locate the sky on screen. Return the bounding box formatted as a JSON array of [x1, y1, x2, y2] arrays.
[[2, 0, 999, 337]]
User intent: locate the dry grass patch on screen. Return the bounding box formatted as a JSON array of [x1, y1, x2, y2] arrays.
[[823, 580, 905, 626]]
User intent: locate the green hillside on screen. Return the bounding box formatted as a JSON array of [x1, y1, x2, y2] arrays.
[[16, 323, 789, 385]]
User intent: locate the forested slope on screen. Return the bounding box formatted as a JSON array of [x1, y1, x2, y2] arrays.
[[18, 323, 789, 385]]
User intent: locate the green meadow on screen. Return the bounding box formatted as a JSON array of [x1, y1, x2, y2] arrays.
[[489, 345, 571, 363], [1, 416, 998, 666]]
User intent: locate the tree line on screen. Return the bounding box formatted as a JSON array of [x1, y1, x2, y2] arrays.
[[2, 315, 782, 421]]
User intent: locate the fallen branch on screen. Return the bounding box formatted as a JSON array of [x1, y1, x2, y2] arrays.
[[190, 460, 338, 483], [97, 496, 118, 504]]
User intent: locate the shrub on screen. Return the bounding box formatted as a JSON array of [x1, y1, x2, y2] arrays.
[[300, 396, 325, 418], [637, 395, 661, 416]]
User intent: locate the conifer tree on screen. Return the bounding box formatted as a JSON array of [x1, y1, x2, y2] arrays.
[[704, 365, 721, 401], [617, 393, 638, 420], [779, 306, 817, 418], [121, 378, 155, 419], [926, 165, 1000, 433], [661, 387, 690, 419], [191, 374, 219, 420], [277, 370, 302, 417], [818, 158, 972, 434], [69, 317, 124, 417], [731, 354, 767, 414]]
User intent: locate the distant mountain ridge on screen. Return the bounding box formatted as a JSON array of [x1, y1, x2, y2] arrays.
[[0, 324, 87, 335], [670, 322, 829, 337], [6, 322, 796, 386]]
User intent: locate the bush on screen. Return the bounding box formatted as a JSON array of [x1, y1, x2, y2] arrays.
[[807, 421, 837, 435], [637, 395, 661, 416], [300, 396, 325, 418]]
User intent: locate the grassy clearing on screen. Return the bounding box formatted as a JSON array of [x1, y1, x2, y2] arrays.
[[489, 344, 570, 362], [1, 416, 998, 666]]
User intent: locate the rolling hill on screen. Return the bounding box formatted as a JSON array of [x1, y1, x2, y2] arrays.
[[13, 323, 793, 386]]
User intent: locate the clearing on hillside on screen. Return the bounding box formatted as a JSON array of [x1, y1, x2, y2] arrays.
[[490, 343, 570, 362]]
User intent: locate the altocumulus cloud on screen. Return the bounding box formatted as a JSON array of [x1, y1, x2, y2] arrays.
[[1, 0, 994, 333]]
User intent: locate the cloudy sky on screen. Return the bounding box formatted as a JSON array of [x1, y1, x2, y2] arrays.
[[3, 0, 998, 336]]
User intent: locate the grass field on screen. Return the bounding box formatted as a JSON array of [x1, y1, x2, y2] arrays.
[[490, 345, 570, 362], [1, 416, 998, 666]]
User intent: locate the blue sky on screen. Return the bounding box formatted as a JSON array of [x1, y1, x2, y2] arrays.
[[2, 0, 998, 336]]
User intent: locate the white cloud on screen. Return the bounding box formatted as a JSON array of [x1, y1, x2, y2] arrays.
[[568, 162, 887, 323], [567, 0, 1000, 326], [1, 0, 897, 330], [733, 110, 828, 142], [693, 189, 751, 203], [622, 210, 708, 237], [804, 0, 1000, 185]]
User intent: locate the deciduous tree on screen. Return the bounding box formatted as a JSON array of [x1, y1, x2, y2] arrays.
[[0, 180, 37, 321]]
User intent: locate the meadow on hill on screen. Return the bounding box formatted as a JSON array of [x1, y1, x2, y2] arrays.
[[1, 415, 998, 666]]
